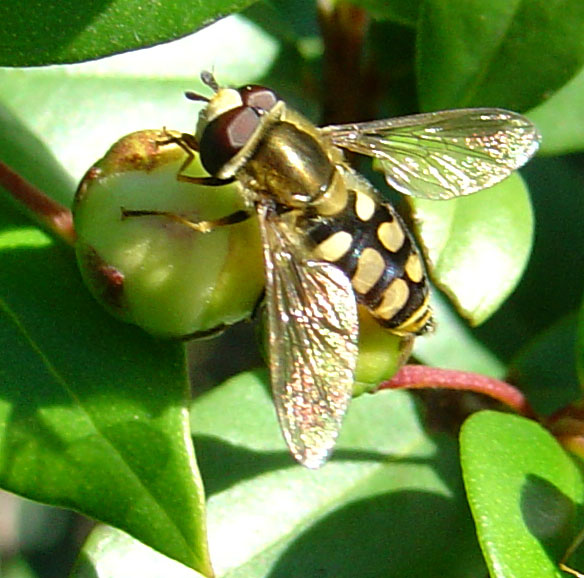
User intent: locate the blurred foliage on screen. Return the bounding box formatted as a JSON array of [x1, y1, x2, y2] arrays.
[[1, 0, 584, 577]]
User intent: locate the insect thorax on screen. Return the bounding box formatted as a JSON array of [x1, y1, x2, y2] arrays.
[[240, 107, 338, 208]]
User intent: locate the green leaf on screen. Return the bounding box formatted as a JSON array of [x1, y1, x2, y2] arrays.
[[0, 102, 75, 208], [0, 0, 258, 66], [0, 198, 212, 574], [510, 313, 581, 415], [417, 0, 584, 111], [461, 411, 584, 578], [578, 296, 584, 386], [413, 292, 506, 378], [529, 65, 584, 156], [2, 557, 37, 578], [73, 525, 204, 578], [411, 173, 534, 326], [491, 157, 584, 343], [0, 15, 279, 183], [74, 371, 486, 577], [192, 372, 485, 577], [244, 0, 320, 43]]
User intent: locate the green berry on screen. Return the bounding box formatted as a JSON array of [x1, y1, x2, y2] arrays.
[[73, 130, 264, 338]]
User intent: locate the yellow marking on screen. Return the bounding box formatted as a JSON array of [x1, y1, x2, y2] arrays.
[[354, 191, 376, 221], [405, 252, 424, 283], [205, 88, 243, 123], [351, 248, 385, 294], [315, 171, 348, 216], [374, 278, 409, 321], [393, 294, 432, 335], [313, 231, 353, 262], [377, 220, 405, 253]]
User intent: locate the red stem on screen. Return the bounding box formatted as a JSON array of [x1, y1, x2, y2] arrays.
[[0, 160, 76, 246], [380, 365, 537, 420]]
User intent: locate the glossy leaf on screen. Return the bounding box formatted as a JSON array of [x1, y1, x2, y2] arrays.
[[413, 292, 506, 378], [193, 372, 484, 577], [0, 102, 75, 208], [461, 411, 584, 578], [0, 0, 258, 66], [74, 370, 486, 577], [243, 0, 319, 43], [418, 0, 584, 111], [510, 314, 581, 414], [0, 198, 211, 574], [470, 156, 584, 362], [73, 525, 204, 578], [0, 23, 292, 575], [411, 173, 534, 326], [529, 66, 584, 156]]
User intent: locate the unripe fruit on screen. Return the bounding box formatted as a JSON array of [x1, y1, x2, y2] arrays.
[[73, 130, 264, 338]]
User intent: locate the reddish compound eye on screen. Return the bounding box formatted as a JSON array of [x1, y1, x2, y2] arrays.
[[239, 85, 278, 112], [199, 106, 261, 175]]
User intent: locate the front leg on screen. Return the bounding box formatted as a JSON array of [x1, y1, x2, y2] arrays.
[[158, 131, 235, 187], [121, 208, 252, 233]]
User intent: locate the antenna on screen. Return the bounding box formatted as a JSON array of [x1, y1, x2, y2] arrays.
[[184, 70, 220, 102], [184, 91, 210, 103], [201, 70, 219, 92]]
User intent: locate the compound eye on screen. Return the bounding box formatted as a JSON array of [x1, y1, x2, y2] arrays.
[[199, 106, 261, 175], [239, 85, 278, 112]]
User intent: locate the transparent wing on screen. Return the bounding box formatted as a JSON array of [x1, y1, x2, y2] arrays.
[[321, 108, 541, 200], [258, 203, 359, 469]]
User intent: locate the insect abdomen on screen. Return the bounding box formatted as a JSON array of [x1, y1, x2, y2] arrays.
[[301, 166, 433, 336]]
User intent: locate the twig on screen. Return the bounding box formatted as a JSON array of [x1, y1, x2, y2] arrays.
[[317, 0, 376, 125], [380, 365, 537, 419], [0, 160, 75, 246]]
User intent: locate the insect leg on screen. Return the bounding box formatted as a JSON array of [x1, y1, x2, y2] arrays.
[[179, 323, 229, 341], [178, 174, 236, 186], [121, 208, 252, 233], [559, 526, 584, 578], [158, 131, 235, 187]]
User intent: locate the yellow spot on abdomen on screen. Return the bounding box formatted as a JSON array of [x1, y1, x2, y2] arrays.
[[354, 191, 376, 221], [377, 220, 405, 252], [313, 231, 353, 262], [352, 248, 385, 294], [405, 252, 424, 283], [375, 278, 409, 321]]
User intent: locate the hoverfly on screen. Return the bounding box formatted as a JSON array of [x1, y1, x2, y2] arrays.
[[124, 71, 540, 468]]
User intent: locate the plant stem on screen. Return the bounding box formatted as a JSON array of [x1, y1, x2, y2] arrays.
[[380, 365, 537, 419], [0, 160, 76, 246], [317, 0, 378, 125]]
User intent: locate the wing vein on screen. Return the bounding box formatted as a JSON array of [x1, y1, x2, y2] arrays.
[[321, 108, 540, 199]]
